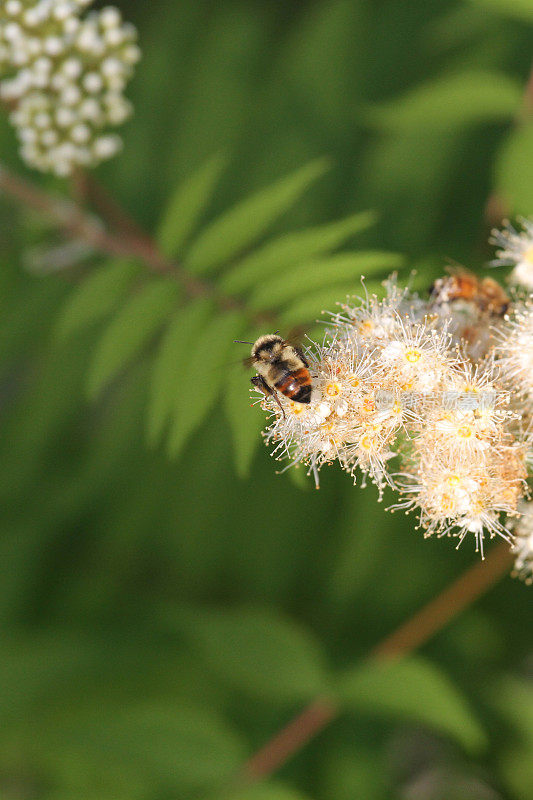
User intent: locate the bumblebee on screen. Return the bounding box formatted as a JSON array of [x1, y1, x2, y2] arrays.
[[239, 334, 312, 412], [430, 270, 509, 317]]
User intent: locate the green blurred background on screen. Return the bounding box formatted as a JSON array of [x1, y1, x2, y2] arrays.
[[0, 1, 532, 798]]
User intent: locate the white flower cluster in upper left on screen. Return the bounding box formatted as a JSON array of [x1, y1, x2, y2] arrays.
[[0, 0, 140, 176]]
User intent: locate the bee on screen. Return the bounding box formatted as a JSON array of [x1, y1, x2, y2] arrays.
[[430, 269, 509, 317], [236, 333, 312, 415]]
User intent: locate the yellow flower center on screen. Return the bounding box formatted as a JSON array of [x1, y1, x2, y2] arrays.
[[440, 494, 455, 514], [405, 348, 422, 363], [524, 246, 533, 264], [325, 382, 341, 397], [457, 425, 473, 439]]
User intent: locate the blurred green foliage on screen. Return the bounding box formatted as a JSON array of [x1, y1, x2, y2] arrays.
[[0, 1, 532, 799]]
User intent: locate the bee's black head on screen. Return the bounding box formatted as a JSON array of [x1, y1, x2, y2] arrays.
[[251, 334, 284, 363]]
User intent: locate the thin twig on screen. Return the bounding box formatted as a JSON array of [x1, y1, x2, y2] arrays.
[[72, 168, 156, 246], [0, 162, 265, 318], [230, 541, 513, 791]]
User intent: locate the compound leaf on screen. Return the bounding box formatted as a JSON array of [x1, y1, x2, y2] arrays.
[[230, 783, 314, 800], [55, 260, 140, 342], [494, 123, 533, 215], [365, 70, 522, 131], [468, 0, 533, 22], [337, 656, 487, 753], [224, 337, 265, 478], [147, 298, 214, 447], [220, 210, 377, 294], [166, 605, 328, 701], [87, 279, 179, 400], [167, 310, 244, 457], [248, 251, 404, 310], [279, 281, 382, 329], [157, 153, 227, 258], [185, 158, 330, 273]]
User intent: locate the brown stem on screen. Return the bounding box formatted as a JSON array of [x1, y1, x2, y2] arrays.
[[0, 163, 261, 318], [73, 169, 155, 247], [370, 540, 513, 658], [231, 541, 513, 791]]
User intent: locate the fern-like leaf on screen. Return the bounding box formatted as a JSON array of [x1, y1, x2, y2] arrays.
[[87, 279, 179, 400], [167, 310, 244, 457], [156, 153, 228, 258], [54, 260, 140, 342], [147, 298, 214, 447], [247, 251, 404, 311], [220, 210, 377, 295], [184, 158, 330, 274]]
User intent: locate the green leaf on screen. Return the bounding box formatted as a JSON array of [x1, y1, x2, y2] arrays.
[[224, 355, 265, 479], [468, 0, 533, 22], [248, 251, 404, 310], [287, 462, 314, 491], [54, 260, 140, 342], [167, 310, 244, 457], [184, 158, 331, 273], [337, 657, 486, 753], [167, 605, 328, 701], [279, 281, 382, 328], [230, 782, 314, 800], [494, 123, 533, 215], [489, 678, 533, 800], [147, 298, 214, 447], [156, 153, 227, 258], [321, 744, 387, 800], [87, 279, 179, 400], [28, 701, 246, 796], [220, 211, 377, 294], [365, 71, 522, 131]]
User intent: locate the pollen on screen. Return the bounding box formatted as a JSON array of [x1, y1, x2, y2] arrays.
[[288, 401, 305, 415], [325, 382, 341, 397], [251, 263, 532, 575], [524, 246, 533, 263], [457, 425, 473, 439], [405, 348, 422, 363]]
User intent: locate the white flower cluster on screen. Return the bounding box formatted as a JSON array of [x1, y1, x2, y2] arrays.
[[0, 1, 140, 176], [491, 217, 533, 290], [252, 223, 533, 581]]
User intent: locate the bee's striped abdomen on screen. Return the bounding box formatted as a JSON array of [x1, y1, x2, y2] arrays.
[[275, 367, 312, 404]]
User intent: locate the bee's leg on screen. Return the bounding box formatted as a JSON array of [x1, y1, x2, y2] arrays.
[[251, 375, 286, 419], [293, 345, 309, 369]]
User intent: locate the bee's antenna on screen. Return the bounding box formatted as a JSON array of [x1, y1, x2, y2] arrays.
[[234, 340, 253, 345]]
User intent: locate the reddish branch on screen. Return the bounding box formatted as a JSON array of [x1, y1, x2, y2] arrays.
[[0, 163, 243, 313], [232, 541, 513, 789]]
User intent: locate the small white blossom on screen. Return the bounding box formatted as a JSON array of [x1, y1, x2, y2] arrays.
[[491, 218, 533, 289], [0, 0, 140, 175], [252, 275, 531, 563]]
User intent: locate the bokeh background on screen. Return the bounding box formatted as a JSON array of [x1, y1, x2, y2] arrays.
[[0, 1, 532, 798]]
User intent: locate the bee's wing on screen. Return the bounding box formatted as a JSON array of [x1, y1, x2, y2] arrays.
[[283, 324, 308, 347]]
